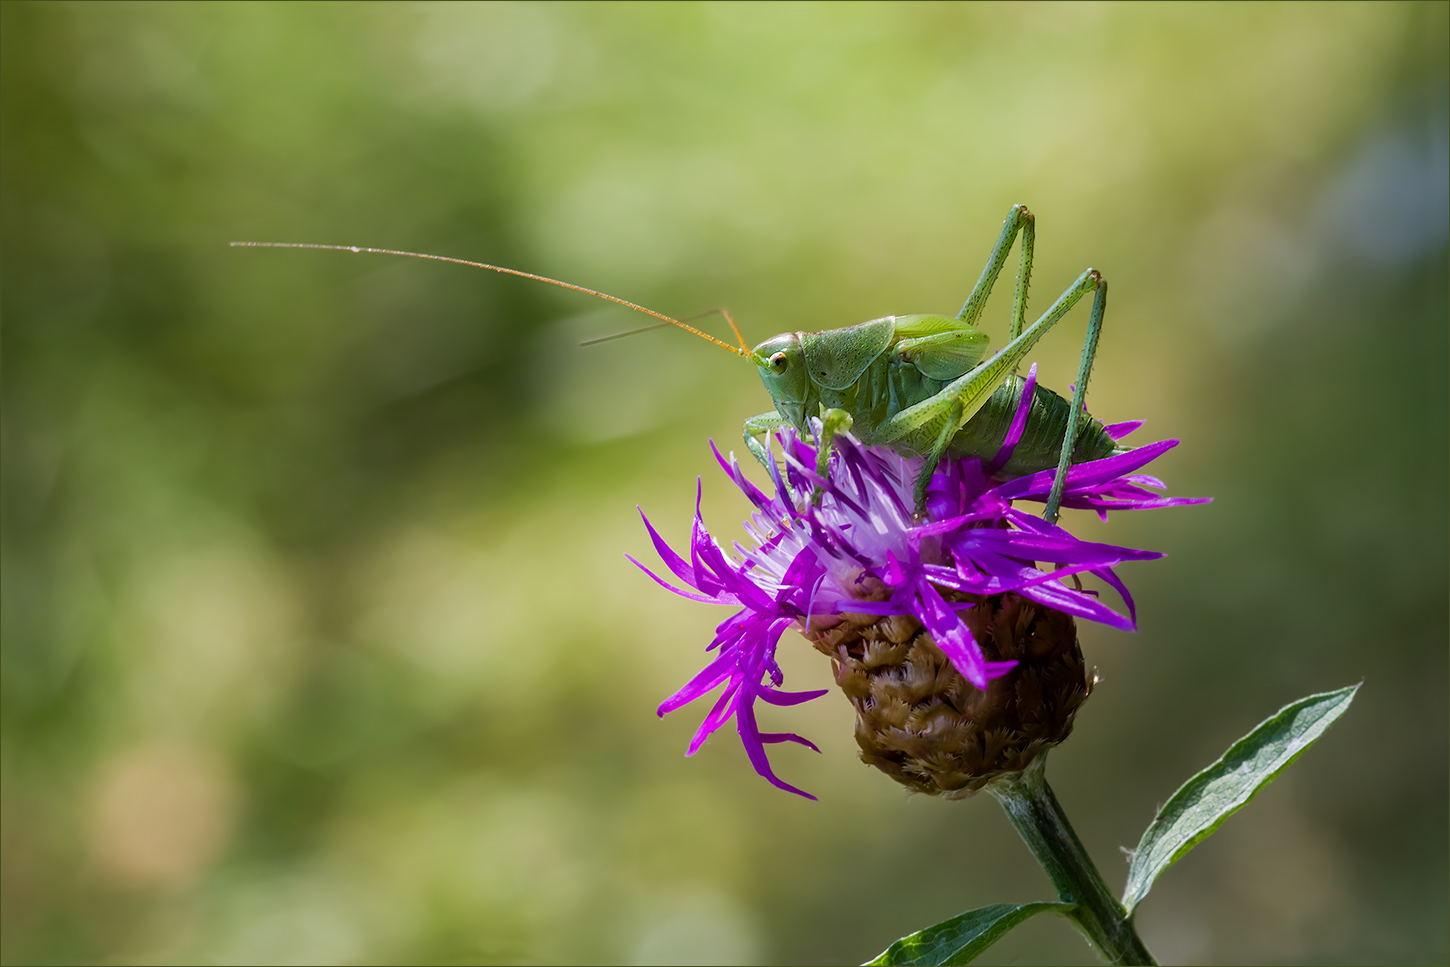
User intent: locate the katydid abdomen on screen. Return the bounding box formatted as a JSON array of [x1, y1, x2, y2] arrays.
[[948, 376, 1123, 478], [815, 360, 1122, 481]]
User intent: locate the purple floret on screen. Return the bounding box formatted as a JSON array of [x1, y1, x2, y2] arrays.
[[631, 379, 1209, 798]]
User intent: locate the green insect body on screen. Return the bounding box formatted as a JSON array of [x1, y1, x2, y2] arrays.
[[233, 204, 1118, 523], [743, 204, 1122, 521], [748, 314, 1122, 480]]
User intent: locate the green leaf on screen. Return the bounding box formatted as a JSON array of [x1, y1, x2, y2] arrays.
[[1122, 683, 1359, 912], [864, 902, 1073, 966]]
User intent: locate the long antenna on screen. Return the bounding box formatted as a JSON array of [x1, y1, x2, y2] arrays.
[[581, 308, 751, 351], [229, 241, 754, 360], [685, 307, 752, 356], [580, 322, 672, 346]]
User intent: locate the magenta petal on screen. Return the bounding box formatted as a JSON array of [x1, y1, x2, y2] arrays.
[[1104, 419, 1145, 440], [822, 598, 908, 615], [687, 678, 741, 755], [759, 732, 823, 752], [912, 578, 988, 688], [983, 660, 1019, 678], [994, 439, 1182, 502], [658, 647, 737, 716], [757, 687, 829, 706], [1018, 580, 1135, 631], [736, 696, 818, 800], [638, 508, 698, 587], [987, 363, 1038, 476], [885, 550, 908, 586], [711, 439, 776, 512], [954, 527, 1163, 566], [1091, 565, 1139, 627], [627, 555, 730, 605]]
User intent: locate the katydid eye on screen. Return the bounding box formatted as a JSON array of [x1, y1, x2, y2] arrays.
[[769, 352, 789, 374]]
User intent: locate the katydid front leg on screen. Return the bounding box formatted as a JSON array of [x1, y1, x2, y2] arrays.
[[813, 405, 853, 504], [744, 407, 851, 506], [743, 410, 791, 473]]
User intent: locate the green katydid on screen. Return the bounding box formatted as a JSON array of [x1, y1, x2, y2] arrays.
[[232, 203, 1123, 522]]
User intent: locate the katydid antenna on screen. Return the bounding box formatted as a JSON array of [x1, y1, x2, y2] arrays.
[[229, 241, 757, 360]]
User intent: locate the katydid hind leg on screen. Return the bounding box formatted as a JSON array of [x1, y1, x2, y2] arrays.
[[879, 268, 1102, 445], [1043, 277, 1107, 524], [958, 204, 1034, 329], [876, 268, 1102, 515], [915, 398, 965, 514], [813, 406, 854, 504], [1007, 210, 1035, 374]]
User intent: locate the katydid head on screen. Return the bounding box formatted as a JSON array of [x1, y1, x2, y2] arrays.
[[751, 332, 810, 429], [751, 315, 898, 431]]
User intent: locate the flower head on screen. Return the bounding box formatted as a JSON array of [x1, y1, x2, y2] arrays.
[[632, 366, 1208, 798]]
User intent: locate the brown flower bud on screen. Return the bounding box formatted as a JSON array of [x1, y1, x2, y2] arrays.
[[804, 590, 1091, 798]]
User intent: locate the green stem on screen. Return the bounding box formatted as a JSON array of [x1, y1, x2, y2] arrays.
[[987, 758, 1157, 966]]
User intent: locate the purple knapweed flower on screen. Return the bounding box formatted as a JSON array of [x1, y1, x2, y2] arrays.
[[631, 365, 1208, 798]]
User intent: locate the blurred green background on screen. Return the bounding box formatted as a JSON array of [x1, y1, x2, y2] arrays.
[[3, 3, 1446, 964]]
